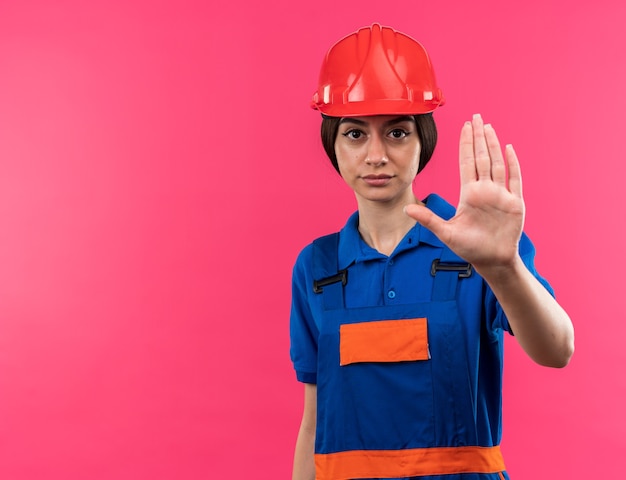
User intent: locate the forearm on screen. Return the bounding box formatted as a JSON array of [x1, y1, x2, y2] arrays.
[[293, 383, 317, 480], [479, 256, 575, 367], [292, 423, 316, 480]]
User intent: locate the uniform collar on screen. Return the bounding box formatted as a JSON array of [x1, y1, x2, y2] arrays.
[[337, 193, 456, 270]]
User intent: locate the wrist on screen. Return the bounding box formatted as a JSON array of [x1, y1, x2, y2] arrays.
[[474, 255, 527, 288]]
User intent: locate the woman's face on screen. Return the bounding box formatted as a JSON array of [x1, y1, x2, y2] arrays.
[[335, 115, 421, 206]]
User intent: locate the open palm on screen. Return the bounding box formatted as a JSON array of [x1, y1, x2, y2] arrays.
[[405, 114, 525, 273]]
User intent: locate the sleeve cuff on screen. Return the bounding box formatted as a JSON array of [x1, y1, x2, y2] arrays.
[[296, 370, 317, 384]]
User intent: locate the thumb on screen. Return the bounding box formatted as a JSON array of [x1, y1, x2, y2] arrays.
[[404, 203, 447, 237]]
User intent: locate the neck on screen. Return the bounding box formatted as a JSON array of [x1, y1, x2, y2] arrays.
[[355, 192, 423, 256]]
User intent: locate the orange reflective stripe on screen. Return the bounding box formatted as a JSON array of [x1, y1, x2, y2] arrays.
[[339, 318, 428, 366], [315, 445, 505, 480]]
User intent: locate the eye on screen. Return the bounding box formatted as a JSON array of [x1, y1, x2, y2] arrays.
[[342, 129, 364, 140], [389, 128, 410, 139]]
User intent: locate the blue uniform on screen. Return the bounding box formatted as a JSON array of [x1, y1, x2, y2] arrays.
[[290, 194, 553, 480]]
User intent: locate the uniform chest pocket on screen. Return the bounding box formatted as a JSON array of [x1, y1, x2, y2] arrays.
[[339, 318, 429, 366]]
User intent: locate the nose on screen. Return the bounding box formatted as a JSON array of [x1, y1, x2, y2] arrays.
[[365, 132, 388, 166]]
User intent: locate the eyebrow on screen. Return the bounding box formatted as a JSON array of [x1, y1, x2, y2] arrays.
[[338, 116, 415, 128]]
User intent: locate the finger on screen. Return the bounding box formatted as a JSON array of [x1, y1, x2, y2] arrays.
[[459, 121, 476, 184], [404, 203, 449, 242], [472, 113, 491, 180], [505, 144, 523, 197], [484, 123, 506, 185]]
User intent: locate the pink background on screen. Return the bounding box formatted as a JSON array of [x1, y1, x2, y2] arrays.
[[1, 0, 624, 478]]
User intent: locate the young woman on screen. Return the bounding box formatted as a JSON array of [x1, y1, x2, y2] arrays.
[[290, 23, 574, 480]]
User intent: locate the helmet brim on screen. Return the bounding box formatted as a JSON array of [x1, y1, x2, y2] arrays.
[[311, 98, 445, 117]]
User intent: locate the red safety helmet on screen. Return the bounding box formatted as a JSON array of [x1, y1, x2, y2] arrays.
[[311, 23, 445, 117]]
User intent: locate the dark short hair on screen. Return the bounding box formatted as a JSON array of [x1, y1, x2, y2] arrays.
[[320, 113, 438, 174]]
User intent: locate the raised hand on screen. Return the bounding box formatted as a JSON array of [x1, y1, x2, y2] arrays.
[[405, 114, 525, 275]]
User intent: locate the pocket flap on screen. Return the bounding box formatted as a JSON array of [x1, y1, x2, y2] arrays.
[[339, 318, 429, 366]]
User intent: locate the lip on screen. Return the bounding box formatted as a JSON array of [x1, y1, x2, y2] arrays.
[[362, 174, 393, 186]]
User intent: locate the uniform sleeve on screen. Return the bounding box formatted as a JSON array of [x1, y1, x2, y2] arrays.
[[485, 232, 555, 335], [289, 245, 319, 384]]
